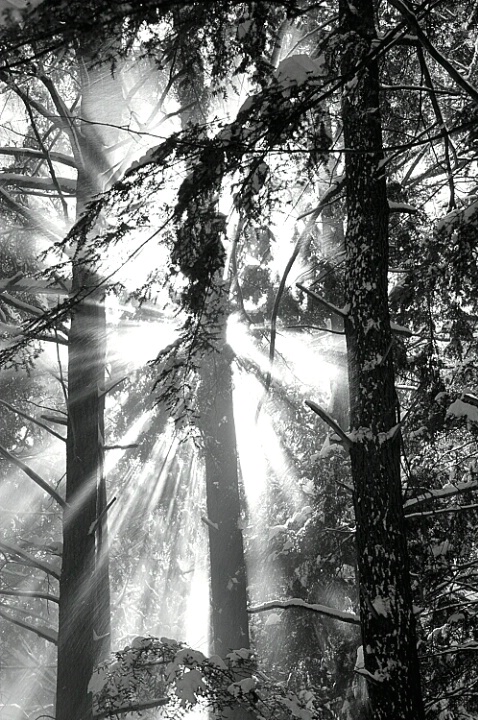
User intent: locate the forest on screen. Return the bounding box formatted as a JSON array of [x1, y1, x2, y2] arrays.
[[0, 0, 477, 719]]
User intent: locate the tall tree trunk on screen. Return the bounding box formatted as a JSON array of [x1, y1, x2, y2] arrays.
[[338, 1, 425, 718], [56, 39, 121, 720], [173, 9, 250, 657], [56, 265, 106, 720], [199, 333, 250, 656]]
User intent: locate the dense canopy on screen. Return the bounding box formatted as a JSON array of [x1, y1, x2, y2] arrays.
[[0, 2, 477, 720]]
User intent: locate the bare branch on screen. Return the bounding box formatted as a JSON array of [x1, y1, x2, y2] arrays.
[[41, 414, 67, 426]]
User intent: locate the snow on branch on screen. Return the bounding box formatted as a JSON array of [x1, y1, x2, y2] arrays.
[[296, 283, 348, 319], [305, 400, 353, 449], [248, 598, 360, 625], [388, 200, 419, 214], [404, 480, 478, 511]]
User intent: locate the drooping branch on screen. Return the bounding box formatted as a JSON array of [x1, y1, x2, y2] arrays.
[[248, 598, 360, 625], [0, 444, 66, 507], [262, 181, 345, 401]]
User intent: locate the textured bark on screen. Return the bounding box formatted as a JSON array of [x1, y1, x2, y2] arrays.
[[339, 1, 425, 718]]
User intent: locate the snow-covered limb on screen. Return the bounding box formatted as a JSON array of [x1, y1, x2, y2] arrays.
[[305, 400, 353, 449], [404, 480, 478, 510], [296, 283, 348, 319], [0, 291, 44, 317], [0, 539, 60, 580], [248, 598, 360, 625], [0, 398, 66, 442], [388, 200, 419, 214], [390, 321, 414, 337], [0, 605, 58, 644], [103, 444, 139, 450], [0, 443, 67, 508], [0, 172, 76, 193], [405, 502, 478, 519]]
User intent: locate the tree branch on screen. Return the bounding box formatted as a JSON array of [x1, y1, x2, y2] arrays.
[[93, 697, 169, 720], [0, 145, 76, 168], [0, 605, 57, 644], [248, 598, 360, 625], [0, 398, 66, 442], [0, 539, 60, 580], [0, 443, 66, 508], [388, 0, 478, 104], [305, 400, 353, 449], [296, 283, 348, 319], [0, 588, 59, 604], [404, 480, 478, 510]]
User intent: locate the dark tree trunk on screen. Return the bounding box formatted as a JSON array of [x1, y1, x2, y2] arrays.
[[56, 40, 119, 720], [173, 8, 250, 659], [199, 335, 250, 657], [339, 1, 425, 718], [56, 267, 106, 720]]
